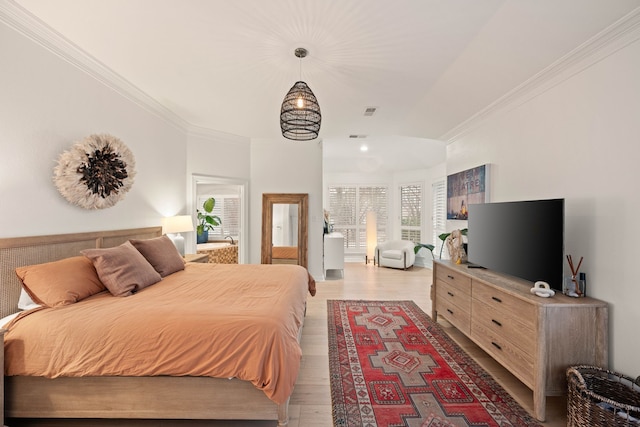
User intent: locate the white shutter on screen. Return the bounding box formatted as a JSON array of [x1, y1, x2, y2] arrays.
[[400, 184, 421, 244], [432, 179, 446, 255], [328, 185, 387, 251]]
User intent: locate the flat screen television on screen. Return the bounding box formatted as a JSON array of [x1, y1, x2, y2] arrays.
[[467, 198, 564, 291]]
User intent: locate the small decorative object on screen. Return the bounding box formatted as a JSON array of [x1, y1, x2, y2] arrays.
[[564, 255, 584, 297], [53, 134, 135, 209], [437, 228, 467, 259], [446, 229, 467, 264], [323, 209, 330, 234], [280, 48, 321, 141], [530, 281, 555, 298], [196, 197, 221, 244]]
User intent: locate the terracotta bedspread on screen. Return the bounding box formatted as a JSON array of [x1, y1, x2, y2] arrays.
[[4, 263, 310, 404]]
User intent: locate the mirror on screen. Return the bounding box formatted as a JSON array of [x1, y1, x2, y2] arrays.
[[261, 193, 308, 268]]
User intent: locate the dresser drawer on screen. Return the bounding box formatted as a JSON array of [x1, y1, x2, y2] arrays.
[[435, 291, 470, 335], [471, 321, 535, 388], [436, 280, 471, 314], [472, 298, 536, 355], [435, 265, 471, 296], [472, 281, 536, 329]]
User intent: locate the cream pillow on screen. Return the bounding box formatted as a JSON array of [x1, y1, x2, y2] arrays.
[[82, 241, 161, 296]]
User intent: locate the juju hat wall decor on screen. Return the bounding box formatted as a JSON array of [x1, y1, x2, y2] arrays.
[[53, 134, 136, 209]]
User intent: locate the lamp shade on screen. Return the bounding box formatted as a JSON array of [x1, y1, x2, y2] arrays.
[[366, 211, 377, 261], [280, 81, 321, 141], [162, 215, 194, 234]]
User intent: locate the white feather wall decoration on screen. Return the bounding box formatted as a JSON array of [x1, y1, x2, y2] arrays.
[[53, 134, 136, 209]]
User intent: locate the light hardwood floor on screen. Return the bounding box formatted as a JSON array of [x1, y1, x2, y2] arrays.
[[13, 263, 566, 426], [291, 262, 567, 427]]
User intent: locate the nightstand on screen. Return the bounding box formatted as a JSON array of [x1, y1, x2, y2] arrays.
[[184, 253, 208, 263]]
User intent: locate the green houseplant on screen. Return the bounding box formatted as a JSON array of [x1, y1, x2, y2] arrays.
[[196, 197, 221, 244], [413, 243, 435, 259]]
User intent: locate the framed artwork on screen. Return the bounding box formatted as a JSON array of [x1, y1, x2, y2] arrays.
[[447, 164, 489, 220]]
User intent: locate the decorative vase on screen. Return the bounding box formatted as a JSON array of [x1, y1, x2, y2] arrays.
[[197, 230, 208, 244]]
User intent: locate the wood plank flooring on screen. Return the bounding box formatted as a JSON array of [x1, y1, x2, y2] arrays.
[[12, 263, 566, 426]]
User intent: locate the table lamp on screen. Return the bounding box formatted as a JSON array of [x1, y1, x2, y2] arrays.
[[162, 215, 194, 256]]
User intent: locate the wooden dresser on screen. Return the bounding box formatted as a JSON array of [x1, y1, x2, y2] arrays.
[[432, 260, 608, 421]]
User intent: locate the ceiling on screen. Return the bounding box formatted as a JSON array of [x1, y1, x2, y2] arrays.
[[12, 0, 640, 173]]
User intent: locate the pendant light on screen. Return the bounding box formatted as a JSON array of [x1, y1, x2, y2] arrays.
[[280, 48, 321, 141]]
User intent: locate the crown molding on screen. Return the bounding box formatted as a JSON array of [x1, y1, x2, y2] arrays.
[[186, 125, 250, 146], [441, 7, 640, 144], [0, 0, 191, 133]]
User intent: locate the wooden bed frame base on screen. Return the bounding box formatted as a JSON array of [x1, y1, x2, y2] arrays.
[[0, 227, 297, 426], [5, 376, 288, 425]]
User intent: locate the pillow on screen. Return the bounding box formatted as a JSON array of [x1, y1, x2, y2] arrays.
[[129, 235, 185, 277], [81, 241, 162, 296], [15, 256, 106, 307], [18, 286, 38, 310]]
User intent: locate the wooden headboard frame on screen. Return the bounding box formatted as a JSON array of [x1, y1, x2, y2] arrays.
[[0, 227, 162, 318]]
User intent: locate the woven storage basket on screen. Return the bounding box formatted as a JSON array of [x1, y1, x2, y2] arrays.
[[567, 365, 640, 427]]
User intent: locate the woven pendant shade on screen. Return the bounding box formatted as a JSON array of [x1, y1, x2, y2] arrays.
[[280, 81, 321, 140], [280, 48, 321, 141]]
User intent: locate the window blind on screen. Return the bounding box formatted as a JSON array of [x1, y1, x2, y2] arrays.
[[400, 183, 422, 244], [328, 185, 387, 250], [432, 179, 446, 253]]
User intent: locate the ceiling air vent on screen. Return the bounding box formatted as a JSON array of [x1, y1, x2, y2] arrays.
[[349, 134, 367, 139], [363, 107, 377, 116]]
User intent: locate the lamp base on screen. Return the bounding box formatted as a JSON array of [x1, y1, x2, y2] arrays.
[[167, 233, 185, 256]]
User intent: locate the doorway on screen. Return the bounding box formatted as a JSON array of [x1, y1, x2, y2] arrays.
[[191, 174, 248, 264]]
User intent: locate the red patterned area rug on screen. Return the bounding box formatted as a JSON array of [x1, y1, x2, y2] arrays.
[[328, 300, 541, 427]]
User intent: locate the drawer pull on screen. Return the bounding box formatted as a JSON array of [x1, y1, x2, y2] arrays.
[[447, 291, 454, 297], [447, 274, 455, 280], [491, 341, 502, 350], [491, 319, 502, 327], [491, 296, 503, 303], [446, 309, 453, 315]]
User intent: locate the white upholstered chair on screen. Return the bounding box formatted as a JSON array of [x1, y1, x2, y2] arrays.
[[375, 240, 415, 270]]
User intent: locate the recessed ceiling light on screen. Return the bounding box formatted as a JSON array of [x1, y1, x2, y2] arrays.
[[360, 145, 368, 152]]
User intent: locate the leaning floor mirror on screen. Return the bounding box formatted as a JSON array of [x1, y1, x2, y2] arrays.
[[261, 193, 308, 268]]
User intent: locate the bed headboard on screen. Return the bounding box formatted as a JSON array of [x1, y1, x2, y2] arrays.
[[0, 227, 162, 318]]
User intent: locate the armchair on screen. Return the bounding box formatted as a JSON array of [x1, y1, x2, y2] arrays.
[[375, 240, 415, 270]]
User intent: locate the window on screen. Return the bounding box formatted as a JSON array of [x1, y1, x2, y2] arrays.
[[328, 185, 387, 251], [432, 179, 446, 256], [197, 195, 240, 239], [400, 184, 422, 243]]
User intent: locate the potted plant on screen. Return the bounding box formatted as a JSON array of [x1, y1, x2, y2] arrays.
[[413, 243, 435, 259], [196, 197, 221, 244]]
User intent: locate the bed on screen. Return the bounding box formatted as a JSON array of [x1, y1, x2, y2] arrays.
[[0, 227, 313, 426]]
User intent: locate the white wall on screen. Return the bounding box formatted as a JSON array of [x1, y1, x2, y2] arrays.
[[0, 21, 186, 237], [446, 38, 640, 375], [250, 138, 323, 279]]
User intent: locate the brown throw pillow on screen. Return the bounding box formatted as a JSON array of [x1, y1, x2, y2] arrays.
[[129, 235, 185, 277], [16, 256, 106, 307], [81, 241, 162, 296]]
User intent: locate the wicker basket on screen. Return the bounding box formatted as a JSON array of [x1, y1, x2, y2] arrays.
[[567, 365, 640, 427]]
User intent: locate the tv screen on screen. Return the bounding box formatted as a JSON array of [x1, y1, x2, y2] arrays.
[[467, 198, 564, 291]]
